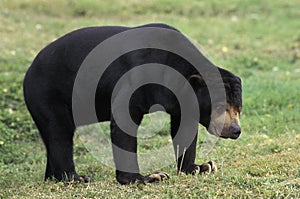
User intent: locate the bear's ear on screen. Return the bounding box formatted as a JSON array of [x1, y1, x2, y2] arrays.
[[188, 75, 206, 88]]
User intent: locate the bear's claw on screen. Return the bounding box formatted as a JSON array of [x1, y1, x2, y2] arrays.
[[139, 171, 170, 184], [192, 161, 217, 175], [70, 174, 93, 183]]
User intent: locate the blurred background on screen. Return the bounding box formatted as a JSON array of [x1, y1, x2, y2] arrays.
[[0, 0, 299, 198]]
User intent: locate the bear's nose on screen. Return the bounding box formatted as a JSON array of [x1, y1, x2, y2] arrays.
[[230, 125, 241, 136]]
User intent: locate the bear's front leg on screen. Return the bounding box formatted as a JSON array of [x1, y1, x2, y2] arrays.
[[170, 115, 217, 175], [170, 114, 197, 173], [110, 116, 141, 184], [110, 114, 169, 184]]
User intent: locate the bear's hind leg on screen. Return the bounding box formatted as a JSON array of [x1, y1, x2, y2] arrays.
[[32, 104, 91, 182]]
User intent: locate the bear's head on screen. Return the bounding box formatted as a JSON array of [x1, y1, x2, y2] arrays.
[[189, 68, 242, 139]]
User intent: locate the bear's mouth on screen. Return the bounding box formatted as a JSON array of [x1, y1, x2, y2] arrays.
[[220, 133, 240, 140], [208, 125, 240, 139]]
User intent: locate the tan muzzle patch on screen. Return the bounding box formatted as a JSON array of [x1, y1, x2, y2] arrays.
[[208, 104, 241, 138]]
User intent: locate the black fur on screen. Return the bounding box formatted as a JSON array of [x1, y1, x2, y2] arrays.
[[23, 23, 242, 184]]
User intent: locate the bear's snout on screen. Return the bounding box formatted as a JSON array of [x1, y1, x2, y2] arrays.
[[229, 124, 241, 139]]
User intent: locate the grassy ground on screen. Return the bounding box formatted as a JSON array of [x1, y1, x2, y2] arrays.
[[0, 0, 299, 198]]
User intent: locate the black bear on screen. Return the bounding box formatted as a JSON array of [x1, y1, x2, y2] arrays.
[[23, 23, 242, 184]]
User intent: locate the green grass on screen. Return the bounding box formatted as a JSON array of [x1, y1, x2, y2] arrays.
[[0, 0, 299, 198]]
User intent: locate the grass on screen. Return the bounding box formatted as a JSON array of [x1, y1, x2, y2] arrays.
[[0, 0, 299, 198]]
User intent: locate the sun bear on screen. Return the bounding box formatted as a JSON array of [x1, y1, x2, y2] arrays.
[[23, 23, 242, 184]]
